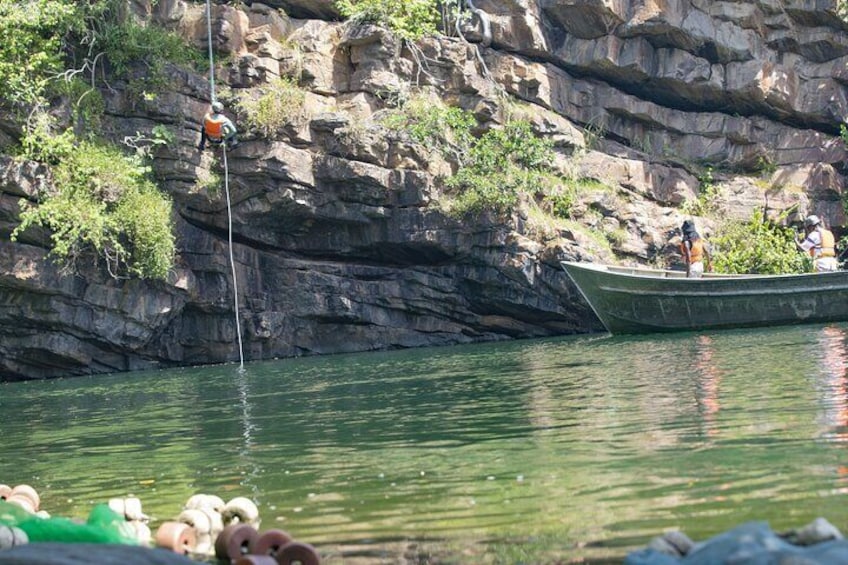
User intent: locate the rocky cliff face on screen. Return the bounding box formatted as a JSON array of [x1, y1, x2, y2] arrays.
[[0, 0, 846, 380]]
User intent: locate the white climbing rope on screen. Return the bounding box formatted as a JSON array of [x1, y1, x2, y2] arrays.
[[206, 0, 244, 369], [222, 146, 245, 369], [205, 0, 216, 103]]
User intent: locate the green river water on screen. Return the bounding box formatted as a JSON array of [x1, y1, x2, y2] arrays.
[[3, 323, 848, 563]]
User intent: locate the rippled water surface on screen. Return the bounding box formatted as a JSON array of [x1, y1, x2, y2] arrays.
[[3, 324, 848, 562]]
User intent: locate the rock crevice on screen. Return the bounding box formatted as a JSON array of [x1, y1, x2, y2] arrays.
[[0, 0, 845, 379]]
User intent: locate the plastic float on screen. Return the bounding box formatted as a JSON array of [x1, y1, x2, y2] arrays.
[[108, 496, 152, 544], [221, 496, 260, 528], [0, 486, 320, 563], [155, 493, 263, 558], [0, 525, 28, 550], [214, 522, 320, 565], [215, 523, 259, 561], [2, 484, 41, 515], [155, 521, 198, 555], [253, 529, 293, 557]]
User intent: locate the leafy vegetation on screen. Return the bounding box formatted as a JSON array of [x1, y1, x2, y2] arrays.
[[237, 77, 306, 136], [50, 77, 106, 134], [711, 209, 810, 274], [335, 0, 439, 41], [838, 0, 848, 22], [447, 121, 556, 216], [122, 125, 176, 160], [681, 166, 722, 217], [0, 0, 88, 106], [19, 112, 77, 165], [0, 0, 198, 109], [0, 0, 189, 280], [98, 16, 202, 100], [382, 94, 475, 160], [12, 133, 175, 280], [382, 95, 570, 218]]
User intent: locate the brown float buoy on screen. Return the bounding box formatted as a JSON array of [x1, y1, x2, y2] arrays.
[[154, 521, 197, 555], [234, 556, 278, 565], [215, 523, 259, 561], [276, 541, 321, 565], [253, 529, 293, 557]]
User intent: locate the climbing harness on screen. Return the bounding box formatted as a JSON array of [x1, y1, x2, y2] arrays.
[[205, 0, 244, 370]]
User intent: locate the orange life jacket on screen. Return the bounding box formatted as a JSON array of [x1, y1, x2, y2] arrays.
[[809, 227, 836, 258], [680, 238, 706, 264], [203, 113, 229, 140]]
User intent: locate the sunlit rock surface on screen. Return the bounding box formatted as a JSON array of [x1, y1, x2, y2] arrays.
[[1, 0, 846, 379]]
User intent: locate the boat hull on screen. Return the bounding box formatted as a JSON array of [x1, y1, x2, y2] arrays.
[[561, 261, 848, 334]]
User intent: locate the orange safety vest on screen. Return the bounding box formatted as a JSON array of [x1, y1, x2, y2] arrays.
[[203, 113, 230, 140], [680, 238, 706, 264], [809, 227, 836, 258]]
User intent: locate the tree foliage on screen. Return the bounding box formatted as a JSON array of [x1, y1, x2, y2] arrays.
[[446, 121, 556, 216], [335, 0, 439, 41], [0, 0, 198, 107], [97, 14, 203, 100], [381, 94, 475, 162], [13, 134, 175, 280], [237, 77, 306, 136], [383, 94, 562, 217], [0, 0, 188, 280], [0, 0, 86, 106], [711, 209, 810, 274]]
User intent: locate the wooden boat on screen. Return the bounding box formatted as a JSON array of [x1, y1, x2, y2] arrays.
[[561, 261, 848, 334]]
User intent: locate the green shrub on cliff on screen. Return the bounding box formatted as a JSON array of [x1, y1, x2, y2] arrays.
[[335, 0, 439, 41], [682, 166, 722, 217], [0, 0, 87, 106], [98, 15, 202, 100], [839, 0, 848, 21], [13, 127, 175, 280], [1, 1, 189, 281], [382, 94, 562, 217], [50, 78, 107, 134], [711, 209, 809, 274], [446, 120, 556, 216], [237, 77, 306, 136], [381, 94, 475, 162], [0, 0, 199, 110]]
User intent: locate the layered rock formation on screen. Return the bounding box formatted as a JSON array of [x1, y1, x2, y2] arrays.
[[0, 0, 846, 380]]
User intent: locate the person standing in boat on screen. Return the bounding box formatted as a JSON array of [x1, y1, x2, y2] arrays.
[[796, 214, 837, 272], [679, 220, 712, 278]]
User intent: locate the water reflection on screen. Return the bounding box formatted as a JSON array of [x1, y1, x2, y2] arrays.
[[4, 326, 848, 562], [813, 326, 848, 442], [235, 368, 260, 499], [694, 335, 723, 438]]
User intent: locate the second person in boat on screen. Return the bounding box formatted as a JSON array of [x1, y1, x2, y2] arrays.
[[679, 220, 712, 278], [796, 214, 837, 272]]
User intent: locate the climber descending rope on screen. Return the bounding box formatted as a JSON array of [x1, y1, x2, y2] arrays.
[[201, 0, 244, 370]]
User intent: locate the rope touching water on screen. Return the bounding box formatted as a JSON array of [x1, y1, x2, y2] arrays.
[[223, 146, 245, 369], [206, 0, 244, 369]]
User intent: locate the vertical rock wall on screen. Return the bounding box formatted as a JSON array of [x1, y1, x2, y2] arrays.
[[0, 0, 845, 379]]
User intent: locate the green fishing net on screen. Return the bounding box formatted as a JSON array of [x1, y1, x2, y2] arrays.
[[0, 500, 137, 544]]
